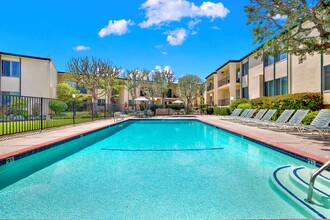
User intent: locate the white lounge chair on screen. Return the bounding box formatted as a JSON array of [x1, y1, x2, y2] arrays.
[[298, 109, 330, 139]]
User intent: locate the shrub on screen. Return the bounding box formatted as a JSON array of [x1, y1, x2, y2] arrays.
[[49, 100, 68, 114], [51, 113, 69, 119], [206, 107, 214, 115], [229, 98, 249, 112], [237, 103, 251, 109], [249, 92, 323, 120], [302, 111, 319, 125], [166, 104, 185, 110], [214, 107, 230, 116]]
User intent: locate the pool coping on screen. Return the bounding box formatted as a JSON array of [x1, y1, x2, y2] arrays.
[[0, 117, 328, 167]]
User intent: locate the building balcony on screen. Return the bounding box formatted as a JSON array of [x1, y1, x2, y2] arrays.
[[207, 84, 214, 92], [218, 76, 230, 87], [218, 98, 230, 106]]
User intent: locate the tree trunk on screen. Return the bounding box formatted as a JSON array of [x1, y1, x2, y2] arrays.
[[91, 87, 98, 114], [107, 90, 113, 114], [162, 94, 166, 108]]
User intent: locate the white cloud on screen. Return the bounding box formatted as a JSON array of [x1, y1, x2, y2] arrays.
[[155, 65, 162, 71], [155, 65, 172, 71], [166, 28, 187, 46], [199, 2, 228, 20], [164, 65, 171, 71], [73, 45, 90, 51], [211, 26, 220, 30], [139, 0, 229, 28], [98, 19, 134, 37], [162, 51, 167, 55], [188, 19, 201, 29], [272, 14, 288, 20]]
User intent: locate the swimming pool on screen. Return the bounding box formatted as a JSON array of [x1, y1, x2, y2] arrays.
[[0, 120, 328, 218]]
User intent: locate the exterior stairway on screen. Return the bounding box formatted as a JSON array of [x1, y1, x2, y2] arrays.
[[270, 165, 330, 218]]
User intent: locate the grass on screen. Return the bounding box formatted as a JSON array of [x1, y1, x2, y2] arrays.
[[0, 117, 106, 136]]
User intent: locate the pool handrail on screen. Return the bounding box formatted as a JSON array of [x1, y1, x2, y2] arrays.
[[307, 160, 330, 203]]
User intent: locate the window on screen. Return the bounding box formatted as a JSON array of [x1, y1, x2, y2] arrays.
[[236, 89, 240, 99], [66, 81, 87, 94], [97, 99, 105, 106], [281, 76, 288, 95], [0, 92, 20, 104], [76, 85, 87, 94], [264, 56, 274, 67], [236, 70, 241, 82], [140, 89, 146, 97], [242, 62, 249, 76], [242, 87, 248, 98], [275, 53, 288, 62], [275, 78, 281, 96], [324, 65, 330, 91], [264, 80, 274, 96], [265, 76, 288, 96], [2, 60, 20, 77], [167, 89, 172, 98]]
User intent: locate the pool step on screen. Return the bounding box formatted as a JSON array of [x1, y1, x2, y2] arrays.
[[270, 165, 330, 218]]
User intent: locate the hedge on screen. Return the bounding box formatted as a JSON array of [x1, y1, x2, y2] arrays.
[[166, 104, 185, 110], [302, 111, 319, 125], [214, 107, 230, 116], [228, 93, 323, 119]]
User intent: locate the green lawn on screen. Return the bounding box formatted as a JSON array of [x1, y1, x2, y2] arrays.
[[0, 118, 99, 135]]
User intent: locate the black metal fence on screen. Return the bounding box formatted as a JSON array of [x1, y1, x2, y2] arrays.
[[0, 94, 125, 139]]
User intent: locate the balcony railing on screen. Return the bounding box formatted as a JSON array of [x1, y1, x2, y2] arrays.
[[207, 84, 214, 91], [218, 75, 230, 87], [218, 98, 230, 106]]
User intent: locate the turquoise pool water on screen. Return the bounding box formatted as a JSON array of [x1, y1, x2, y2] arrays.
[[0, 120, 316, 219]]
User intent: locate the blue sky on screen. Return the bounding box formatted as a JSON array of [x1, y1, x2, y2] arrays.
[[0, 0, 255, 80]]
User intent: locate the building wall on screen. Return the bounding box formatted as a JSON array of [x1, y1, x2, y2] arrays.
[[0, 53, 57, 98], [49, 62, 58, 98], [21, 59, 50, 98], [229, 63, 237, 102], [322, 54, 330, 105], [248, 56, 263, 99], [0, 55, 20, 93], [291, 54, 321, 94], [275, 59, 287, 79]]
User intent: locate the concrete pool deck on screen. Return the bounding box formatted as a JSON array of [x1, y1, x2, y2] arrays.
[[0, 116, 329, 164]]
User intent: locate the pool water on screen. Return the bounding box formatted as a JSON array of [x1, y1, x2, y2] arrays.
[[0, 120, 316, 219]]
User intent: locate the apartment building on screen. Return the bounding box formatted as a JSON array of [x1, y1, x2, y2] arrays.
[[206, 51, 330, 107], [58, 73, 183, 111], [0, 52, 58, 98]]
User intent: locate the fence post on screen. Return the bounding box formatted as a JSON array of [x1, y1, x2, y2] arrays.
[[92, 103, 94, 122], [73, 99, 76, 126], [40, 98, 43, 130], [104, 104, 106, 119]]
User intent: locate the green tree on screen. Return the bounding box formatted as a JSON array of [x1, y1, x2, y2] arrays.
[[154, 69, 175, 108], [178, 74, 204, 113], [49, 100, 68, 114], [56, 83, 81, 101], [125, 69, 144, 110], [66, 57, 111, 110], [140, 69, 158, 107], [99, 65, 120, 105], [245, 0, 330, 62]]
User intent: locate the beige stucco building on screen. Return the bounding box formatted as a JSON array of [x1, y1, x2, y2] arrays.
[[206, 51, 330, 107], [58, 73, 185, 112], [0, 52, 58, 98]]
